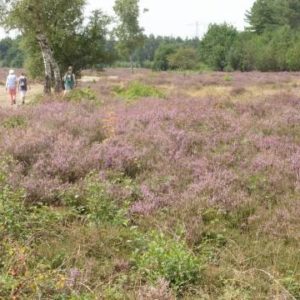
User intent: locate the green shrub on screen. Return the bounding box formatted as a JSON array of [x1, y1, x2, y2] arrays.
[[114, 81, 165, 101], [133, 230, 200, 291], [167, 47, 199, 70], [0, 185, 27, 239], [152, 43, 177, 71], [65, 87, 97, 102], [2, 115, 27, 129], [0, 159, 27, 239], [67, 174, 127, 225], [223, 74, 233, 82], [85, 176, 128, 226], [61, 173, 138, 226]]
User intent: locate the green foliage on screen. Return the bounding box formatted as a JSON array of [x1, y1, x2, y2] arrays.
[[227, 31, 258, 71], [0, 159, 65, 240], [246, 0, 300, 33], [281, 273, 300, 299], [226, 26, 300, 71], [0, 159, 25, 239], [223, 74, 233, 82], [168, 47, 199, 70], [0, 185, 27, 239], [113, 0, 144, 64], [2, 115, 27, 129], [85, 176, 128, 225], [54, 9, 115, 73], [245, 0, 280, 33], [200, 23, 238, 71], [62, 173, 135, 226], [114, 81, 165, 100], [1, 0, 115, 79], [133, 230, 200, 291], [152, 43, 177, 71], [65, 87, 97, 102], [254, 27, 293, 71], [286, 40, 300, 71], [0, 36, 24, 67], [132, 35, 199, 68]]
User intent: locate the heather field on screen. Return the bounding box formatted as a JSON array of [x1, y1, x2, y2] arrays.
[[1, 69, 300, 299]]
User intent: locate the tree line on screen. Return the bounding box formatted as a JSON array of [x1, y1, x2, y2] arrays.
[[144, 0, 300, 72], [0, 0, 300, 90]]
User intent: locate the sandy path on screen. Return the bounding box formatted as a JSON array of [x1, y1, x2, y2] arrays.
[[0, 75, 105, 108], [0, 84, 43, 108]]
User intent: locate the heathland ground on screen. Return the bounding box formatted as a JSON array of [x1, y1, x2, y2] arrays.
[[0, 69, 300, 299]]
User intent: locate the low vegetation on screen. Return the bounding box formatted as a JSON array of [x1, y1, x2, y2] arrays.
[[0, 70, 299, 298], [113, 81, 165, 101]]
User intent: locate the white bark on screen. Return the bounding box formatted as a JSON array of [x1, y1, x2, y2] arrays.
[[36, 33, 62, 94]]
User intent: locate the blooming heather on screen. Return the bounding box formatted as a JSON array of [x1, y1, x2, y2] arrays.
[[0, 85, 299, 219]]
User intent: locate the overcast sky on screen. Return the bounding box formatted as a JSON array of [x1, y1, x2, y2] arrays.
[[87, 0, 256, 38], [0, 0, 256, 39]]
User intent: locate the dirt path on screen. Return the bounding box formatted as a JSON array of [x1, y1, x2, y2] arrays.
[[0, 84, 43, 108]]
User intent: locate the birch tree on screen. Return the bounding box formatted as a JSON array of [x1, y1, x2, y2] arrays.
[[114, 0, 144, 71]]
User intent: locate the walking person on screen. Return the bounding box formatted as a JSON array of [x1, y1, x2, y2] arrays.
[[6, 69, 17, 106], [18, 72, 29, 105], [63, 66, 76, 96]]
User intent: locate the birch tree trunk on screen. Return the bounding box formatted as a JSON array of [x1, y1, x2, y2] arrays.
[[36, 33, 62, 94], [37, 34, 52, 94]]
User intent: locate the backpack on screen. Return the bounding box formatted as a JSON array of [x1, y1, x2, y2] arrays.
[[19, 77, 27, 90], [65, 73, 74, 86]]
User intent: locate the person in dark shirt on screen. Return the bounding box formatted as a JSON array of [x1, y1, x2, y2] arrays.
[[18, 72, 29, 105]]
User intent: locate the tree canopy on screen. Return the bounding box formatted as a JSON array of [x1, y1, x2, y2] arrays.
[[246, 0, 300, 33], [114, 0, 144, 69], [200, 23, 238, 71]]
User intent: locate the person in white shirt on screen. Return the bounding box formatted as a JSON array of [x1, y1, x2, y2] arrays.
[[6, 69, 17, 105]]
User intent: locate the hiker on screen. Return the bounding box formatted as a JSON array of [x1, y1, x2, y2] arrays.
[[18, 72, 29, 105], [63, 66, 76, 96], [6, 69, 17, 105]]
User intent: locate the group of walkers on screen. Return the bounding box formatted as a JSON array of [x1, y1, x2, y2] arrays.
[[5, 66, 76, 106], [6, 69, 28, 106]]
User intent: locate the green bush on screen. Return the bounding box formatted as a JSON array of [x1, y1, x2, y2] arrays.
[[61, 173, 138, 225], [0, 158, 75, 241], [133, 230, 200, 291], [152, 43, 177, 71], [2, 115, 27, 129], [65, 87, 97, 102], [168, 47, 199, 70], [114, 81, 165, 101], [0, 159, 27, 239], [85, 176, 128, 226], [61, 174, 127, 225], [0, 185, 27, 239]]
